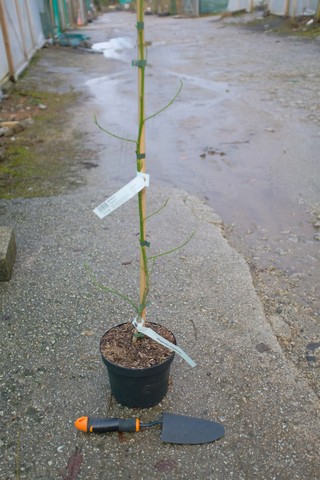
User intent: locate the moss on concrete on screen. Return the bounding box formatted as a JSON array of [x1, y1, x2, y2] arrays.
[[0, 88, 89, 199]]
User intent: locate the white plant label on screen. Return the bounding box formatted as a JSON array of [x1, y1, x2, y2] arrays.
[[132, 318, 196, 368], [94, 172, 149, 219]]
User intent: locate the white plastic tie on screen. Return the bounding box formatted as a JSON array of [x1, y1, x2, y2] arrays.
[[132, 318, 196, 368]]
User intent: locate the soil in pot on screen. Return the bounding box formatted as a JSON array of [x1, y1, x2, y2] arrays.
[[100, 321, 175, 369]]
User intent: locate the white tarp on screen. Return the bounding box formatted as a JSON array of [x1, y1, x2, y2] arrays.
[[0, 0, 45, 83], [227, 0, 256, 11], [269, 0, 317, 15], [92, 37, 134, 60], [227, 0, 318, 14]]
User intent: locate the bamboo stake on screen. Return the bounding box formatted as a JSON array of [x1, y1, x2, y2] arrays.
[[136, 0, 148, 327]]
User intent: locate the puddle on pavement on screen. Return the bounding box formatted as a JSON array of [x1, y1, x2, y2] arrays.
[[85, 25, 320, 319]]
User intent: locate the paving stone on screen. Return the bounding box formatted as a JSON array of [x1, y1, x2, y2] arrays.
[[0, 226, 16, 281]]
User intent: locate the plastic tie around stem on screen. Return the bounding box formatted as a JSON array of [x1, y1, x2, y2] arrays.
[[133, 331, 145, 339], [140, 240, 150, 247], [132, 59, 147, 68]]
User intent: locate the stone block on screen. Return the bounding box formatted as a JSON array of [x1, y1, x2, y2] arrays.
[[0, 227, 16, 281]]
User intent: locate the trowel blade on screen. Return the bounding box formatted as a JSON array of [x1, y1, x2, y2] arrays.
[[160, 412, 225, 444]]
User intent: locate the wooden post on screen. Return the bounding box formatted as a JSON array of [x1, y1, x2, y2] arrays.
[[292, 0, 298, 18], [24, 0, 37, 49], [315, 0, 320, 22], [284, 0, 290, 17], [14, 0, 28, 61], [0, 0, 15, 81]]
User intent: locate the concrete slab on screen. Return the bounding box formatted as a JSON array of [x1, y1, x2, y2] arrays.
[[0, 226, 16, 281], [0, 189, 319, 479]]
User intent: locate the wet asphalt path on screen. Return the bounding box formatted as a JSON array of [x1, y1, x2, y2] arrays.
[[85, 13, 320, 314]]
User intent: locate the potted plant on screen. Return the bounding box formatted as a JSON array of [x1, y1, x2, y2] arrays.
[[91, 1, 195, 408]]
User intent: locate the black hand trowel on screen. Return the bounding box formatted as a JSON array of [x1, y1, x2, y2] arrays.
[[74, 412, 225, 444]]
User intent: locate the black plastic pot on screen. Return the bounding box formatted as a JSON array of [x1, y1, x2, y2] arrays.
[[100, 323, 175, 408]]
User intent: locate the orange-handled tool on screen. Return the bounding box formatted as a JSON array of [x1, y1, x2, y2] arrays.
[[75, 416, 141, 434]]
